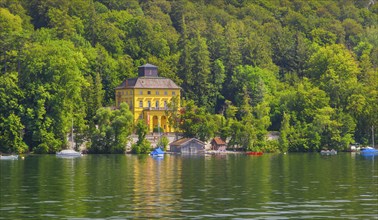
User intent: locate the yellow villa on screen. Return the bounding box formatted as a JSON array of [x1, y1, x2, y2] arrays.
[[115, 64, 180, 132]]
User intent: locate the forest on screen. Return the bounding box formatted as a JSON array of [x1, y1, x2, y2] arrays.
[[0, 0, 377, 154]]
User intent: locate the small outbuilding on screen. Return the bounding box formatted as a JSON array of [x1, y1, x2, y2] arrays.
[[211, 137, 227, 151], [169, 138, 205, 154]]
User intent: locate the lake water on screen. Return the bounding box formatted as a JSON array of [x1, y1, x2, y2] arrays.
[[1, 153, 377, 219]]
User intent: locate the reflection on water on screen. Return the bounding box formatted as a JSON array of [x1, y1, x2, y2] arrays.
[[0, 153, 377, 219]]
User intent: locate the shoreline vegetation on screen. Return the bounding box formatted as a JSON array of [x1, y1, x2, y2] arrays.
[[0, 1, 377, 155]]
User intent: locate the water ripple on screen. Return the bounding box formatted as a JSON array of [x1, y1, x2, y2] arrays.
[[1, 154, 377, 219]]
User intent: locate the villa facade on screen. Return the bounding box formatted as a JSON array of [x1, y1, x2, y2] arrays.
[[115, 64, 180, 132]]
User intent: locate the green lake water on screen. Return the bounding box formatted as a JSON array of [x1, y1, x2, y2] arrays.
[[1, 153, 377, 219]]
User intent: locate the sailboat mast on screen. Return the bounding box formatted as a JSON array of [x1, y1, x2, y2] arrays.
[[71, 118, 74, 149], [373, 126, 375, 149]]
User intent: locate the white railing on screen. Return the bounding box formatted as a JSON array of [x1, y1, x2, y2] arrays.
[[144, 107, 170, 111]]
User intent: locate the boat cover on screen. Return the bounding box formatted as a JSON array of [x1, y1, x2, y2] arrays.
[[150, 147, 164, 155]]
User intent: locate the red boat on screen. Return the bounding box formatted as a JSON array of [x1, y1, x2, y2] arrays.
[[246, 152, 263, 156]]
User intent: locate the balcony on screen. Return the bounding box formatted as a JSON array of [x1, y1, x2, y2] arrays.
[[144, 107, 170, 111]]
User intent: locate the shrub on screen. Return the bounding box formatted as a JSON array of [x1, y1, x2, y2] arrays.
[[153, 126, 164, 133], [131, 139, 151, 154], [157, 136, 169, 151]]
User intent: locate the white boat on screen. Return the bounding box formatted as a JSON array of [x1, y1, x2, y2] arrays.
[[56, 119, 82, 158], [0, 155, 19, 160], [56, 149, 82, 158], [320, 149, 337, 155]]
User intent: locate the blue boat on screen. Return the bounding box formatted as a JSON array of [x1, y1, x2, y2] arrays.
[[361, 126, 377, 157], [150, 147, 164, 157], [360, 147, 378, 156]]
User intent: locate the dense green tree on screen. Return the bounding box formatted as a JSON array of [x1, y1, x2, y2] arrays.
[[241, 31, 276, 71], [0, 113, 28, 154], [252, 100, 271, 150], [90, 44, 119, 105], [157, 136, 169, 151], [0, 8, 25, 74], [270, 26, 296, 76], [20, 39, 87, 152], [271, 27, 315, 77], [310, 28, 337, 46], [89, 103, 133, 153], [223, 20, 242, 76], [279, 112, 290, 153], [185, 33, 212, 109], [179, 100, 203, 139], [165, 95, 181, 139], [238, 88, 256, 151], [97, 0, 142, 13], [83, 72, 104, 121], [0, 0, 376, 153], [0, 72, 26, 153], [47, 8, 84, 40], [227, 120, 248, 150], [131, 119, 151, 154], [291, 79, 330, 123], [283, 9, 309, 33], [203, 13, 226, 60], [230, 65, 278, 107], [178, 100, 216, 142], [342, 18, 363, 48], [307, 44, 360, 109], [311, 107, 354, 150], [0, 72, 23, 116], [208, 59, 226, 112]]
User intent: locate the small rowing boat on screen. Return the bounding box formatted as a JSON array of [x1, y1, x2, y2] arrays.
[[246, 152, 263, 156]]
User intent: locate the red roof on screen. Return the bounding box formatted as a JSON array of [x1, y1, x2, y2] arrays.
[[212, 137, 226, 145]]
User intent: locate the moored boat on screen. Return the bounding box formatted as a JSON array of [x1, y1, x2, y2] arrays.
[[150, 147, 165, 157], [0, 155, 19, 160], [57, 118, 82, 158], [320, 149, 337, 155], [246, 151, 263, 156], [361, 126, 377, 157], [360, 147, 378, 156], [56, 149, 82, 158]]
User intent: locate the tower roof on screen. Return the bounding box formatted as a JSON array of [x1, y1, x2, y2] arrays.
[[139, 63, 157, 68], [138, 63, 158, 77], [116, 63, 180, 90]]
